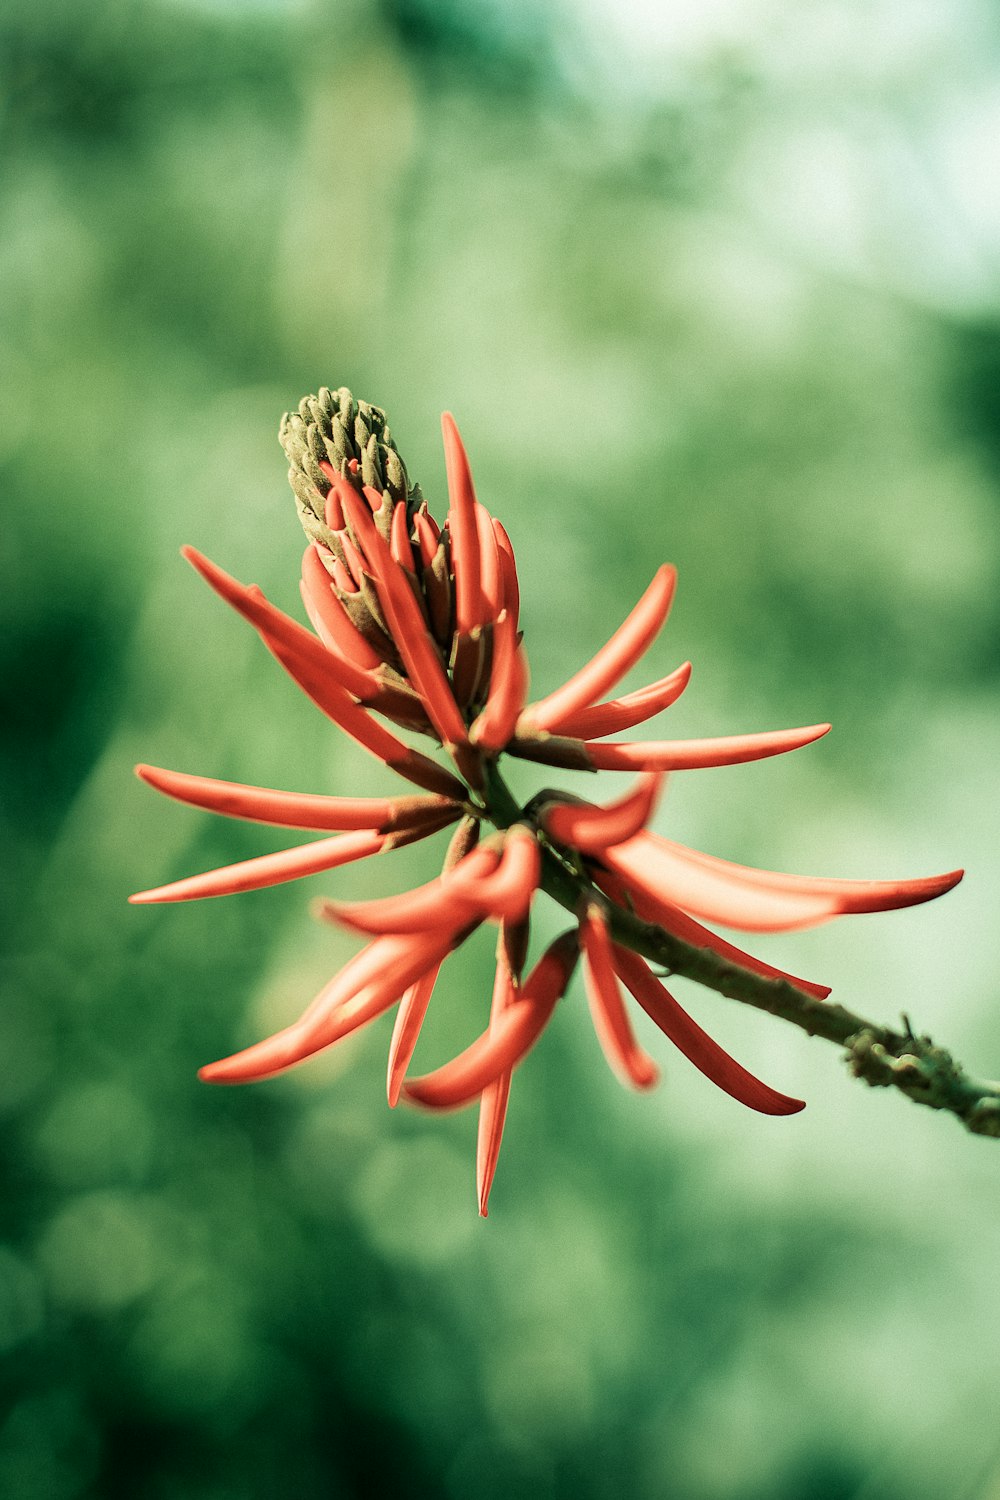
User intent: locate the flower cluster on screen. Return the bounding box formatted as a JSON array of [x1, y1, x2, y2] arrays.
[[133, 387, 962, 1215]]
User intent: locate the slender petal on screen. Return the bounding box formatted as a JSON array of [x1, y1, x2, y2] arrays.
[[475, 504, 502, 624], [340, 489, 468, 748], [477, 948, 516, 1217], [583, 722, 832, 772], [341, 531, 368, 590], [183, 547, 449, 784], [441, 412, 484, 632], [543, 773, 665, 853], [519, 565, 677, 735], [301, 545, 382, 669], [260, 628, 461, 794], [492, 519, 520, 629], [653, 838, 964, 915], [184, 545, 378, 702], [134, 764, 457, 834], [387, 962, 443, 1106], [200, 929, 459, 1085], [470, 610, 530, 753], [580, 906, 659, 1089], [390, 502, 417, 572], [129, 828, 387, 905], [612, 945, 806, 1115], [553, 662, 692, 739], [461, 825, 541, 923], [415, 511, 440, 569], [316, 845, 499, 935], [593, 868, 831, 1000], [403, 931, 579, 1109], [601, 830, 838, 932]]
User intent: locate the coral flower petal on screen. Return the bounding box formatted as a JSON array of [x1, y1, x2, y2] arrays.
[[441, 412, 484, 633], [477, 952, 517, 1217], [543, 773, 665, 853], [519, 565, 677, 735], [390, 502, 417, 572], [580, 906, 659, 1090], [133, 764, 456, 833], [414, 510, 440, 568], [470, 610, 531, 753], [315, 845, 499, 935], [553, 662, 692, 740], [584, 722, 832, 772], [184, 544, 379, 702], [129, 829, 388, 905], [387, 962, 444, 1107], [611, 945, 806, 1115], [465, 826, 541, 923], [602, 831, 838, 932], [182, 547, 461, 793], [201, 929, 460, 1085], [475, 503, 503, 623], [593, 869, 831, 1000], [301, 545, 382, 670], [403, 932, 578, 1110], [339, 490, 468, 749], [657, 839, 964, 915], [492, 519, 520, 629]]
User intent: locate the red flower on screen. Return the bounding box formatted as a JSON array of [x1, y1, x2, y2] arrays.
[[133, 387, 962, 1215]]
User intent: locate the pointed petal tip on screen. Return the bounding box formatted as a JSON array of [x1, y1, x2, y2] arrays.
[[197, 1062, 226, 1085]]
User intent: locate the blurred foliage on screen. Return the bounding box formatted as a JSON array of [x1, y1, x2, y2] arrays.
[[2, 0, 1000, 1496]]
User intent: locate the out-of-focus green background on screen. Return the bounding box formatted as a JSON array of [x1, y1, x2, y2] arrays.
[[2, 0, 998, 1495]]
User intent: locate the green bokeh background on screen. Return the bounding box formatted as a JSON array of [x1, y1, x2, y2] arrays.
[[2, 1, 999, 1496]]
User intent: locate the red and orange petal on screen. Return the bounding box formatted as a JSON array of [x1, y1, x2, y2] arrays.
[[470, 610, 530, 753], [582, 722, 832, 773], [301, 545, 382, 670], [611, 945, 806, 1115], [387, 962, 444, 1107], [200, 927, 463, 1086], [441, 412, 485, 634], [402, 931, 579, 1111], [476, 949, 518, 1217], [542, 772, 664, 852], [552, 661, 692, 740], [129, 827, 390, 905], [134, 763, 459, 834], [518, 564, 677, 736], [579, 906, 659, 1090], [339, 488, 468, 749], [593, 867, 831, 1002], [183, 546, 462, 797]]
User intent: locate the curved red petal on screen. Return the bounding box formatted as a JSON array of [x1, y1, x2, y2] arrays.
[[580, 906, 659, 1090], [133, 763, 451, 834], [129, 828, 386, 904], [552, 662, 692, 739], [543, 772, 665, 853], [519, 565, 676, 735], [611, 945, 806, 1115], [593, 868, 831, 1000], [602, 832, 838, 932], [301, 545, 382, 670], [583, 723, 831, 772], [441, 412, 484, 633], [387, 962, 444, 1107]]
